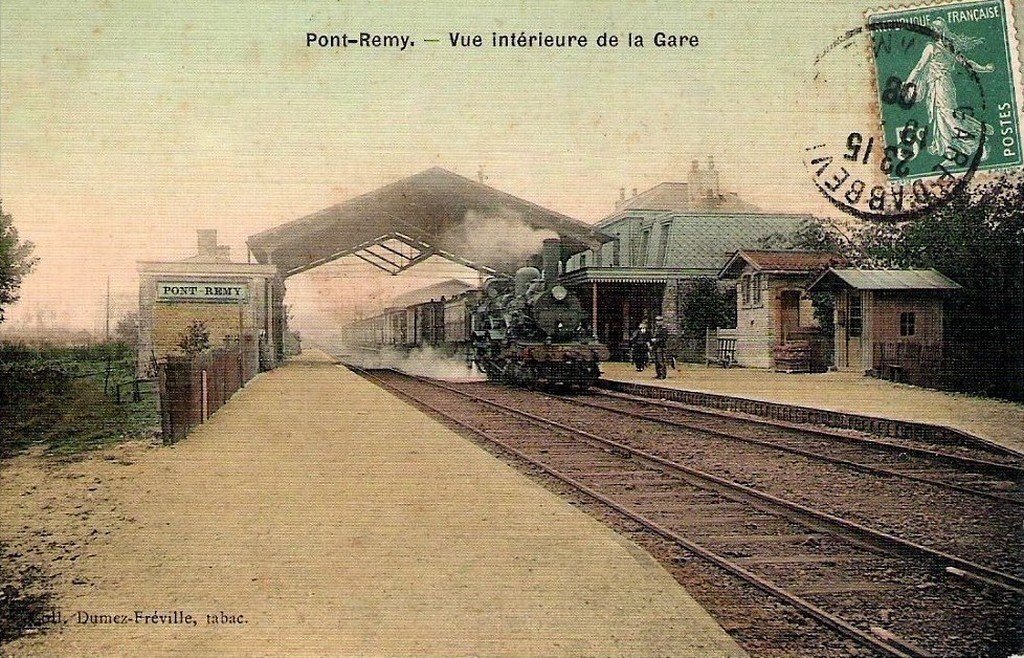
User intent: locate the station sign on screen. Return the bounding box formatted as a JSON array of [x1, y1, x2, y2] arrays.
[[157, 281, 248, 303]]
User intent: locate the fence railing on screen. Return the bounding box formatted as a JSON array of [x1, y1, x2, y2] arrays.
[[156, 347, 249, 443], [873, 341, 954, 390]]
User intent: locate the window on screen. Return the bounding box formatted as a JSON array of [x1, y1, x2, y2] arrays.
[[848, 292, 862, 337], [752, 273, 762, 305], [612, 238, 620, 266], [900, 311, 916, 337], [741, 275, 751, 306], [638, 229, 651, 266], [656, 222, 672, 266], [579, 253, 587, 269]]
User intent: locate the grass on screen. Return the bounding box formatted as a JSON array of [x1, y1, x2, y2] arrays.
[[0, 342, 160, 459]]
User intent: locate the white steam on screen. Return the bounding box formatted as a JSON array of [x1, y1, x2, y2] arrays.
[[333, 343, 486, 382], [443, 210, 559, 268]]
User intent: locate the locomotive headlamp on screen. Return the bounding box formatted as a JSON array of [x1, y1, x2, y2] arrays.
[[551, 285, 568, 301]]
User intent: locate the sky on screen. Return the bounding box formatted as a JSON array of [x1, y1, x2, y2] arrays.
[[2, 0, 1020, 334]]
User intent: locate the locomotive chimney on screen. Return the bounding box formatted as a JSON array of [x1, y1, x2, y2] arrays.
[[542, 238, 561, 285]]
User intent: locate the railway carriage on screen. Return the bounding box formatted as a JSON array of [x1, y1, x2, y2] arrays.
[[444, 290, 479, 347]]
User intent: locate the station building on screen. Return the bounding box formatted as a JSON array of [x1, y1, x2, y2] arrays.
[[137, 230, 281, 377], [561, 158, 813, 360]]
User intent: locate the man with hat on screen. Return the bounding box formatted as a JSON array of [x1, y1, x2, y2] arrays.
[[650, 315, 670, 380]]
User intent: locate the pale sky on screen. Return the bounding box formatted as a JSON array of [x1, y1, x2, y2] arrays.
[[2, 0, 1018, 333]]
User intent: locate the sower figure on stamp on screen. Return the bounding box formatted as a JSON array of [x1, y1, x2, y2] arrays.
[[903, 18, 995, 166], [651, 316, 670, 380], [630, 320, 651, 371]]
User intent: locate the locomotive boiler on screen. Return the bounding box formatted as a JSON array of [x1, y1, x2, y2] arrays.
[[470, 239, 609, 388]]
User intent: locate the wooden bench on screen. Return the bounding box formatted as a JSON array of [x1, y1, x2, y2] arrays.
[[706, 337, 737, 368], [885, 363, 905, 383]]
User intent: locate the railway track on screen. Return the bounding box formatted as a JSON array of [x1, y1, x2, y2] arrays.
[[555, 390, 1024, 505], [460, 383, 1023, 580], [353, 366, 1022, 658], [552, 390, 1024, 505]]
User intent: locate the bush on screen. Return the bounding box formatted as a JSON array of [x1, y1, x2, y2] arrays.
[[178, 320, 210, 356], [0, 363, 70, 409]]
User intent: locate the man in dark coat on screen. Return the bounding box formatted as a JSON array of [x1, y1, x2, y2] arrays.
[[629, 321, 651, 371], [651, 316, 670, 380]]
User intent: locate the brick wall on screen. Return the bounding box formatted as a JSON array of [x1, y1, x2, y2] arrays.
[[152, 302, 251, 356]]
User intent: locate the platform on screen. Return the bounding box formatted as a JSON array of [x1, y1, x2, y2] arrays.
[[4, 349, 746, 658], [602, 362, 1024, 454]]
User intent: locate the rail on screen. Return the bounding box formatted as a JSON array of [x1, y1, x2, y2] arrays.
[[351, 366, 1024, 658]]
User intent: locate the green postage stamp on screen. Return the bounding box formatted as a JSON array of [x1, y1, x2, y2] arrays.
[[867, 0, 1023, 180]]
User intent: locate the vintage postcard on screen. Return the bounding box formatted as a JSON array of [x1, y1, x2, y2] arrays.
[[1, 1, 1022, 657]]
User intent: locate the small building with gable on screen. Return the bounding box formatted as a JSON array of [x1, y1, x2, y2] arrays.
[[717, 250, 847, 369], [137, 230, 280, 377], [807, 268, 961, 374]]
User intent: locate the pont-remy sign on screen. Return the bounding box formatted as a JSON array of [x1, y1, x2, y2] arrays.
[[157, 281, 249, 303]]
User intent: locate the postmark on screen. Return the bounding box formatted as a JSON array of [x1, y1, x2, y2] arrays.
[[804, 0, 1023, 221]]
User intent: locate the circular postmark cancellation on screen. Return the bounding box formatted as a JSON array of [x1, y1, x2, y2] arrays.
[[806, 0, 1023, 221]]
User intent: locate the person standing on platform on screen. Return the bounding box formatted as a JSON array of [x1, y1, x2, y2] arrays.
[[651, 316, 670, 380], [630, 321, 651, 371]]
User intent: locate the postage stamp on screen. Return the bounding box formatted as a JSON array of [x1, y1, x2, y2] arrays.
[[867, 0, 1023, 179], [805, 0, 1023, 220]]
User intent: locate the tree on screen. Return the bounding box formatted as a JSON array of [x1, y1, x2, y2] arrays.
[[678, 277, 733, 335], [890, 173, 1023, 399], [0, 201, 38, 324], [115, 312, 140, 349]]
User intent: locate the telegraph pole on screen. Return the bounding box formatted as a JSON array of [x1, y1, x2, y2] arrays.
[[105, 274, 111, 341]]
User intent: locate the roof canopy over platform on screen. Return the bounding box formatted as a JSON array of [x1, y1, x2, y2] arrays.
[[247, 167, 611, 278]]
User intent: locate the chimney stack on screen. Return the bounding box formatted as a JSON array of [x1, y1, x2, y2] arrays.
[[197, 229, 218, 257], [196, 229, 231, 262]]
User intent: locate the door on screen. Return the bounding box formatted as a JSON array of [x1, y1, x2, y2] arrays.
[[779, 290, 801, 342]]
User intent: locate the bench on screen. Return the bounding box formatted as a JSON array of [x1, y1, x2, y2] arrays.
[[706, 337, 737, 368]]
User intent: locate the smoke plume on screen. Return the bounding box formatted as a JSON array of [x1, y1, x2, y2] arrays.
[[442, 210, 559, 271]]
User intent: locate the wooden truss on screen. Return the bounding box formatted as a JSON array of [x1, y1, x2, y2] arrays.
[[284, 232, 499, 278]]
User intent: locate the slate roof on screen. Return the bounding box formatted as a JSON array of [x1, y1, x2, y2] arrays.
[[719, 249, 848, 278], [598, 185, 761, 228], [808, 268, 962, 292], [657, 212, 813, 272]]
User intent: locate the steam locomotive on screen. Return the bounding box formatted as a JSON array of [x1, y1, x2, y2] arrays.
[[471, 266, 608, 388], [341, 239, 609, 389]]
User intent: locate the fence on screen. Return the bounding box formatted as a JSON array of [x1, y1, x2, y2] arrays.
[[872, 341, 962, 390], [157, 347, 249, 443]]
